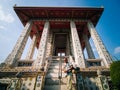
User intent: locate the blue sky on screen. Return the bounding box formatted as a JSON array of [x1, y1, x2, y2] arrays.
[[0, 0, 120, 63]]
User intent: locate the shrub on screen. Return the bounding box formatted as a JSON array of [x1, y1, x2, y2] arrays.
[[110, 61, 120, 89]]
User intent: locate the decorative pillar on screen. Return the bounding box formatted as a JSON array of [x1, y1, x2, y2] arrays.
[[46, 30, 53, 58], [83, 34, 95, 59], [25, 34, 37, 60], [5, 20, 33, 66], [87, 21, 112, 67], [70, 21, 86, 68], [33, 21, 49, 69]]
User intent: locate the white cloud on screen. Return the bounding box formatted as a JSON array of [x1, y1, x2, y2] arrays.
[[0, 26, 6, 30], [114, 46, 120, 54], [0, 5, 14, 23]]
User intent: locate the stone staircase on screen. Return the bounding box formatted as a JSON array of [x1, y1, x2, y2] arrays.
[[43, 58, 76, 90]]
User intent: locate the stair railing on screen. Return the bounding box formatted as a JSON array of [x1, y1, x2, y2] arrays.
[[35, 56, 52, 90], [58, 53, 63, 90], [44, 56, 52, 73]]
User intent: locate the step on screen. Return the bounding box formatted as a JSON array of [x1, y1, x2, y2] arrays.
[[50, 62, 60, 66], [45, 77, 67, 85], [48, 65, 64, 69], [50, 63, 64, 66], [47, 69, 64, 73], [51, 60, 64, 63], [47, 69, 58, 73], [43, 85, 76, 90], [51, 59, 59, 61], [46, 73, 66, 78], [43, 85, 67, 90], [48, 67, 59, 70]]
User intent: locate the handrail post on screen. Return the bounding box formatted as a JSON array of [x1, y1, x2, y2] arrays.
[[58, 53, 62, 90]]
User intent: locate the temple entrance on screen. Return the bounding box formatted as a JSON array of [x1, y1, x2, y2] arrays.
[[53, 34, 68, 56]]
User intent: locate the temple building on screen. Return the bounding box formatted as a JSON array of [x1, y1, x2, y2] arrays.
[[0, 6, 112, 90]]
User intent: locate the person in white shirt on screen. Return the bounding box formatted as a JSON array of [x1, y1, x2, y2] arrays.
[[63, 57, 74, 90]]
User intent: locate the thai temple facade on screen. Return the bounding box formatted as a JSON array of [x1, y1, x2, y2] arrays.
[[0, 6, 113, 90]]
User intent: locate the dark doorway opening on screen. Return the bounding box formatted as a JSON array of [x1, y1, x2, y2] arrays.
[[53, 34, 67, 56]]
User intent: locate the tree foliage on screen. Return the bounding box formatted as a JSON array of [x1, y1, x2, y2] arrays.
[[110, 61, 120, 87]]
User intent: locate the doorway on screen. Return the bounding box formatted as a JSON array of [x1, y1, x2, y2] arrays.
[[53, 34, 68, 56]]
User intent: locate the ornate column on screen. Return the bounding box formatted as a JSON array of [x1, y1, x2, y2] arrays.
[[87, 21, 112, 67], [33, 21, 49, 69], [25, 34, 37, 60], [70, 21, 86, 68], [83, 34, 95, 59], [5, 20, 33, 66], [46, 30, 53, 58]]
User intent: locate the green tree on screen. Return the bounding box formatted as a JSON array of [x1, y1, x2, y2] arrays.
[[110, 61, 120, 89]]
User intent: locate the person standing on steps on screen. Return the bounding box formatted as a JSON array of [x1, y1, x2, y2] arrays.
[[63, 57, 75, 90]]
